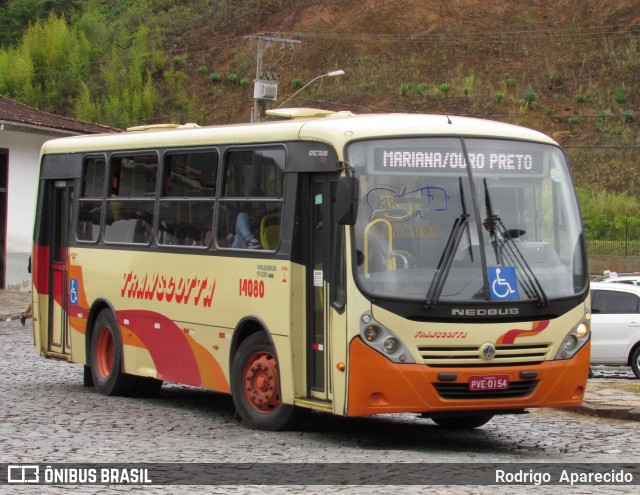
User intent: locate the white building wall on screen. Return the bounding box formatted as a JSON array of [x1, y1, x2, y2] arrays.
[[0, 129, 56, 291]]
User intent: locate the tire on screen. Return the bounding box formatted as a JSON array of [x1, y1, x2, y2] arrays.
[[631, 347, 640, 379], [89, 310, 138, 396], [431, 414, 494, 430], [231, 332, 306, 431]]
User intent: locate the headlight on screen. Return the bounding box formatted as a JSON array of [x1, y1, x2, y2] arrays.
[[383, 337, 398, 354], [563, 335, 578, 352], [359, 312, 415, 364], [554, 318, 590, 360]]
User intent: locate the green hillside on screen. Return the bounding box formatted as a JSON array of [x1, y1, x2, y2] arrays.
[[1, 0, 639, 214]]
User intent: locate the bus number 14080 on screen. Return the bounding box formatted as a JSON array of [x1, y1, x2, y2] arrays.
[[239, 279, 265, 299]]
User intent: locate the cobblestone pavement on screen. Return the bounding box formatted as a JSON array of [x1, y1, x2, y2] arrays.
[[1, 319, 639, 495]]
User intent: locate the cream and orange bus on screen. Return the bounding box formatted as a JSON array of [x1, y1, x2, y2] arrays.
[[32, 109, 590, 430]]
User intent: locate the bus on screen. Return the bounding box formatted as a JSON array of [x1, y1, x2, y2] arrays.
[[31, 109, 590, 431]]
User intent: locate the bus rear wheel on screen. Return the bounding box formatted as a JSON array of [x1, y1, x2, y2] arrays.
[[431, 414, 494, 430], [90, 310, 137, 396], [231, 332, 306, 431]]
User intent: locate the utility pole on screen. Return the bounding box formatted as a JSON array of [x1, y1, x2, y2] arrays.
[[247, 35, 300, 122]]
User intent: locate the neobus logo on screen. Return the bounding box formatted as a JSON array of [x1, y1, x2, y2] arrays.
[[451, 308, 520, 316]]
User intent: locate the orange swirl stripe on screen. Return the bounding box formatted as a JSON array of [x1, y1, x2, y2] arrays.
[[496, 320, 550, 345]]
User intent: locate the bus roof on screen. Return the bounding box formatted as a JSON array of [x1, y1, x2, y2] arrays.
[[40, 111, 558, 155]]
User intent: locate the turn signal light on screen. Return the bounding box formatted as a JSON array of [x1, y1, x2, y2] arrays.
[[364, 325, 379, 342]]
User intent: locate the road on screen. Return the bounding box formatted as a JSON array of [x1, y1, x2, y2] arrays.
[[0, 319, 638, 495]]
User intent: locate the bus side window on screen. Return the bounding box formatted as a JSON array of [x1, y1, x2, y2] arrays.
[[76, 156, 106, 242], [158, 150, 218, 247], [104, 154, 158, 244], [218, 149, 285, 250]]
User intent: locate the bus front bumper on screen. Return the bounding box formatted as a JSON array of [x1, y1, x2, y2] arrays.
[[346, 337, 589, 417]]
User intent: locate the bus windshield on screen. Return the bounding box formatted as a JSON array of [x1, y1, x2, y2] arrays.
[[348, 137, 587, 306]]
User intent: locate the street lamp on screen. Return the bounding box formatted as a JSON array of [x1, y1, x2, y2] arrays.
[[276, 70, 345, 109]]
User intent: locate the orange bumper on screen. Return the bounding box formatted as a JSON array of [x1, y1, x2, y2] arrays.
[[347, 337, 589, 417]]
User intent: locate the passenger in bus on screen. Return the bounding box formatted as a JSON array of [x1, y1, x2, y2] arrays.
[[133, 213, 154, 244], [232, 202, 265, 249]]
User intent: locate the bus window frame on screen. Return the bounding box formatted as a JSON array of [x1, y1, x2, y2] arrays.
[[103, 151, 160, 247], [158, 147, 220, 249], [217, 146, 287, 252], [75, 153, 107, 245]]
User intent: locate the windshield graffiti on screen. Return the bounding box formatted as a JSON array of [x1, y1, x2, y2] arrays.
[[365, 184, 450, 222]]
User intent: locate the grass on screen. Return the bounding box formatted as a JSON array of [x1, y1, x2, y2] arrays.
[[610, 382, 640, 394]]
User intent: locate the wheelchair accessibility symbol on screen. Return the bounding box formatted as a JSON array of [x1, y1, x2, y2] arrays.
[[69, 278, 79, 305], [488, 266, 519, 300]]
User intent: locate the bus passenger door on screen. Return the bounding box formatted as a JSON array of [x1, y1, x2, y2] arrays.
[[47, 180, 73, 357], [307, 175, 338, 402]]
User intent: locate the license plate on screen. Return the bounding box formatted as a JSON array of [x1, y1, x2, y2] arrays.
[[469, 374, 509, 391]]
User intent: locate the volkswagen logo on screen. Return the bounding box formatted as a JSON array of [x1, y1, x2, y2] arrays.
[[481, 343, 497, 360]]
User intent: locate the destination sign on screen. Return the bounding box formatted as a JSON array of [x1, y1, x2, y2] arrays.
[[373, 148, 545, 176]]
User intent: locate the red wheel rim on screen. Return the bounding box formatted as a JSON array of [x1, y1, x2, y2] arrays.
[[96, 326, 114, 379], [243, 351, 280, 413]]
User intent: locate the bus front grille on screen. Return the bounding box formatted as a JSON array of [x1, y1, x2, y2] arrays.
[[433, 380, 539, 400], [417, 344, 551, 367]]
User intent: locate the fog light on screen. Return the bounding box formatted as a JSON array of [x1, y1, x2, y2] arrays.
[[383, 337, 398, 354], [364, 325, 379, 342]]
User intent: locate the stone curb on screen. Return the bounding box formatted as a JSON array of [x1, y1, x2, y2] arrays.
[[568, 403, 640, 422]]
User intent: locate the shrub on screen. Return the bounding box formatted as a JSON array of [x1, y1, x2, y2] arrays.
[[522, 89, 537, 108], [436, 82, 451, 95], [198, 65, 208, 75], [227, 73, 240, 84], [596, 110, 611, 131], [209, 72, 221, 82], [545, 107, 553, 117], [614, 86, 626, 104], [494, 91, 504, 102], [576, 93, 586, 103], [569, 115, 580, 125], [463, 75, 474, 96], [414, 82, 428, 96], [399, 83, 411, 96], [291, 77, 303, 88], [621, 109, 636, 122]]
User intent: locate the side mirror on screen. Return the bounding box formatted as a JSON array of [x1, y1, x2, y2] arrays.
[[336, 176, 359, 225]]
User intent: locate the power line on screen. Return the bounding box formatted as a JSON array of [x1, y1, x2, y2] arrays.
[[16, 22, 640, 79]]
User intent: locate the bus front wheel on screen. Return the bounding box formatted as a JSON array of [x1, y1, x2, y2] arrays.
[[231, 332, 306, 431], [89, 310, 137, 396]]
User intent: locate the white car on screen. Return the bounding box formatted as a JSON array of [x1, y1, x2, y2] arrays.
[[590, 281, 640, 378], [592, 271, 640, 286]]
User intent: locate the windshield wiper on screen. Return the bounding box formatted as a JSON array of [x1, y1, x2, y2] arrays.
[[424, 177, 470, 309], [483, 179, 549, 307]]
